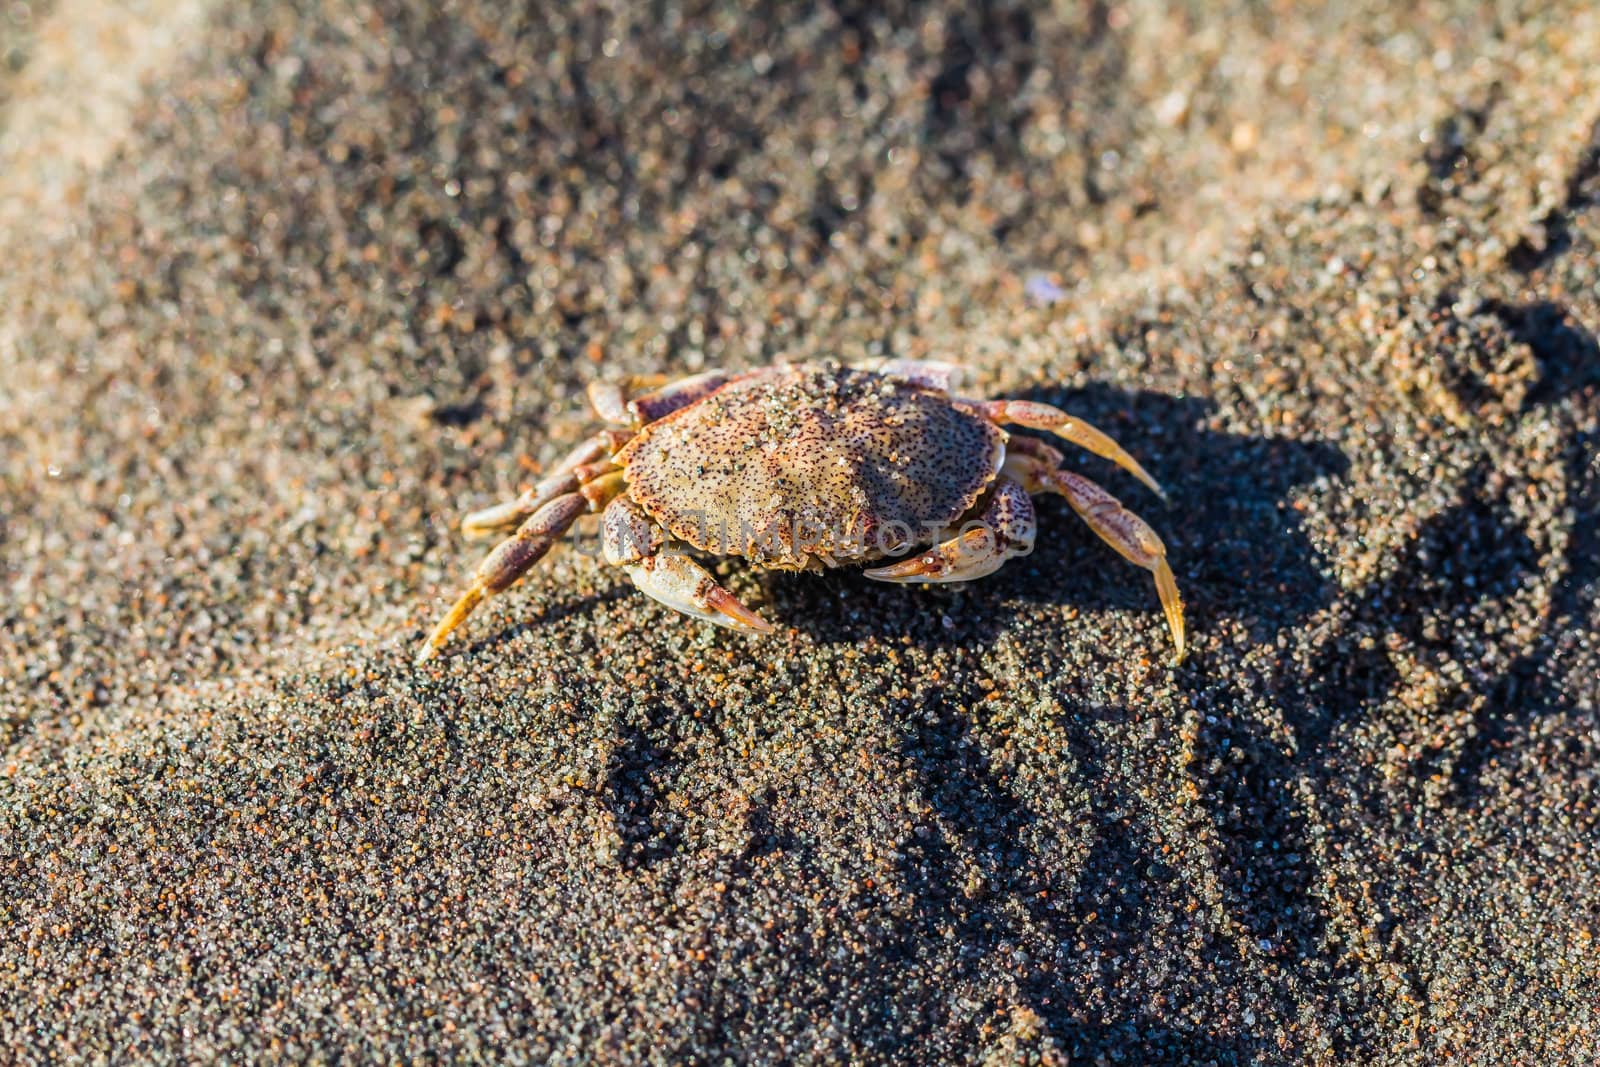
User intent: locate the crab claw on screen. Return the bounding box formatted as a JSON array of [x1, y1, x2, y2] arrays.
[[864, 477, 1036, 584], [625, 553, 774, 634]]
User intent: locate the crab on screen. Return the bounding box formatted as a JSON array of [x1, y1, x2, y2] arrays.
[[415, 360, 1185, 664]]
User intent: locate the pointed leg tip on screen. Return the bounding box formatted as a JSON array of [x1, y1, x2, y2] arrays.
[[1150, 558, 1186, 665], [1136, 471, 1168, 502], [413, 584, 487, 666]]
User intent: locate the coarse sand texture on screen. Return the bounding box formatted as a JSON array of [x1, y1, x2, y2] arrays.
[[3, 1, 1598, 1063]]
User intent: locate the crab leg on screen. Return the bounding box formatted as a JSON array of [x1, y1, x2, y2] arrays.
[[462, 459, 619, 539], [863, 477, 1036, 583], [587, 369, 729, 428], [1006, 453, 1185, 662], [600, 495, 773, 634], [415, 472, 628, 664], [460, 433, 618, 538], [966, 399, 1167, 501]]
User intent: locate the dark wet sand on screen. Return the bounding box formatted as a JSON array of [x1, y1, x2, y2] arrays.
[[3, 2, 1598, 1063]]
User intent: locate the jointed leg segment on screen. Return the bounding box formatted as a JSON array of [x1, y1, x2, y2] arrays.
[[967, 399, 1167, 500], [866, 358, 966, 393], [587, 370, 729, 428], [416, 472, 627, 664], [460, 433, 616, 539], [1005, 451, 1186, 662]]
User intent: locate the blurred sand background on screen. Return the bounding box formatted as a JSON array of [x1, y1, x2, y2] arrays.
[[2, 0, 1598, 1062]]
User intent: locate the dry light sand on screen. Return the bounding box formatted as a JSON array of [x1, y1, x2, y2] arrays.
[[2, 1, 1599, 1063]]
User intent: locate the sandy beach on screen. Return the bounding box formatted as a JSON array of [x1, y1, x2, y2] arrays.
[[3, 1, 1598, 1062]]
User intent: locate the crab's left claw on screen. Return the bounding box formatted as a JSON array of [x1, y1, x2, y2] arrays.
[[625, 553, 774, 634]]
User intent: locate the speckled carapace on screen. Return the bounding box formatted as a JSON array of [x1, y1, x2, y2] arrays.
[[615, 365, 1005, 567], [416, 360, 1186, 665]]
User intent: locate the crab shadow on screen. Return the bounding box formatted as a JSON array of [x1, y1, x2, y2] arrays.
[[1493, 299, 1600, 410], [829, 351, 1586, 1055], [872, 683, 1261, 1063], [751, 382, 1343, 1060], [1166, 302, 1599, 1037], [1171, 464, 1585, 1033], [768, 385, 1348, 650]]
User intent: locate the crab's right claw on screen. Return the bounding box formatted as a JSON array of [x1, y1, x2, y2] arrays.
[[625, 553, 774, 634], [864, 477, 1036, 584]]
